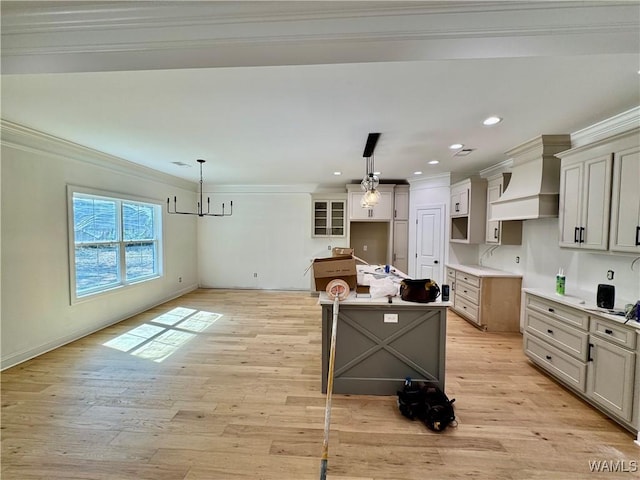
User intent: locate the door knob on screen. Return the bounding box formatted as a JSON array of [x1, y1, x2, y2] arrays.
[[434, 260, 439, 264]]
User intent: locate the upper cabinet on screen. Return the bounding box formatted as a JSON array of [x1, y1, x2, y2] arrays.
[[394, 185, 409, 220], [558, 152, 612, 250], [557, 126, 639, 254], [347, 184, 394, 220], [312, 195, 347, 237], [485, 173, 522, 245], [450, 177, 487, 244]]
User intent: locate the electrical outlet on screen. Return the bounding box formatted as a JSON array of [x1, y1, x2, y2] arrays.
[[178, 277, 182, 283], [327, 245, 331, 250], [515, 256, 520, 264], [253, 272, 258, 278], [607, 270, 614, 280], [363, 245, 368, 252], [384, 313, 398, 323]]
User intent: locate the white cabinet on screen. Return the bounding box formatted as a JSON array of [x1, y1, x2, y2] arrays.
[[523, 291, 639, 431], [485, 173, 522, 245], [449, 177, 487, 244], [348, 188, 394, 221], [609, 144, 640, 253], [557, 127, 639, 253], [558, 153, 611, 250], [392, 185, 410, 273], [312, 196, 346, 237], [450, 184, 469, 216], [394, 185, 409, 220]]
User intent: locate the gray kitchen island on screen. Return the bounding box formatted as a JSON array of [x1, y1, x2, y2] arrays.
[[319, 293, 451, 395]]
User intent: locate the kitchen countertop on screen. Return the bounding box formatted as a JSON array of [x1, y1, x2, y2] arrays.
[[318, 291, 452, 307], [446, 263, 523, 278], [523, 287, 640, 331]]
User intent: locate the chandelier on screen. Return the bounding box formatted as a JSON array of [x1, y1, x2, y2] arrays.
[[167, 159, 233, 217], [360, 132, 381, 209]]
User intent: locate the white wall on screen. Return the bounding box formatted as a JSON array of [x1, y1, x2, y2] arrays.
[[198, 186, 344, 290], [479, 218, 640, 308], [1, 122, 199, 369]]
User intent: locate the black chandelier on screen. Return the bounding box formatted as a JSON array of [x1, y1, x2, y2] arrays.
[[167, 159, 233, 217]]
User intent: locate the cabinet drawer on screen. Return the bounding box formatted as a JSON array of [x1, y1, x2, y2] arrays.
[[455, 271, 480, 288], [525, 295, 589, 330], [524, 311, 589, 361], [524, 333, 587, 392], [590, 317, 637, 350], [446, 267, 457, 278], [456, 281, 480, 305], [455, 296, 479, 325]]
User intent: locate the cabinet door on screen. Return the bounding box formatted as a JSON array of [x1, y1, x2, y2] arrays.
[[329, 200, 346, 236], [587, 336, 635, 422], [392, 220, 408, 274], [313, 200, 329, 236], [558, 162, 583, 247], [580, 154, 611, 250], [610, 145, 640, 253], [349, 191, 393, 220], [486, 180, 502, 244], [394, 189, 409, 220], [451, 188, 469, 217]]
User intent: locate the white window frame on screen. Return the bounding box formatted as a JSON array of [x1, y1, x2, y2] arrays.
[[67, 185, 163, 304]]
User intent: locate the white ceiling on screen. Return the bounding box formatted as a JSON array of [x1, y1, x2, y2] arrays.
[[2, 1, 639, 189]]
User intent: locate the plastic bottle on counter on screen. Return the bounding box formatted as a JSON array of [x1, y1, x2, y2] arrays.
[[556, 268, 566, 295]]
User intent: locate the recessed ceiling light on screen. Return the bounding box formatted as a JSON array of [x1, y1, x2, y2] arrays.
[[483, 116, 502, 126], [428, 160, 439, 165], [449, 143, 463, 150], [373, 171, 381, 175], [414, 171, 423, 175], [333, 171, 342, 176]]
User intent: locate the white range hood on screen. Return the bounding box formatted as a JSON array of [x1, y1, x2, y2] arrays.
[[490, 134, 571, 221]]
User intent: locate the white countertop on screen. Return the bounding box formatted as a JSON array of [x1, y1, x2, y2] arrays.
[[318, 291, 452, 307], [523, 287, 640, 331], [446, 263, 523, 278]]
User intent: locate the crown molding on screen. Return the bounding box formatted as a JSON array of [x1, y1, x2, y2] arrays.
[[3, 1, 638, 74], [204, 184, 320, 195], [408, 172, 451, 190], [479, 159, 514, 178], [0, 120, 195, 191], [569, 106, 640, 148]]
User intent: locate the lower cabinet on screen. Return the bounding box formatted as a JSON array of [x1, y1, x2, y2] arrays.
[[446, 265, 522, 332], [523, 291, 638, 432]]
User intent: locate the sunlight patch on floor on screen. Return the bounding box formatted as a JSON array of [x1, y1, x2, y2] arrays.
[[102, 306, 222, 362]]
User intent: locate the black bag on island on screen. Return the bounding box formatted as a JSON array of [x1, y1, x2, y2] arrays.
[[399, 279, 440, 303], [397, 378, 456, 432]]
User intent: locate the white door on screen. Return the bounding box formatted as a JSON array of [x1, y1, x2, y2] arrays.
[[415, 206, 444, 284]]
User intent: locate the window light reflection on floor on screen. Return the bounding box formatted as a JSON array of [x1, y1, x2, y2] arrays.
[[102, 307, 222, 362]]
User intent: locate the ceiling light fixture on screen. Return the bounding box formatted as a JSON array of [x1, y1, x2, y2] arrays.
[[428, 160, 439, 165], [449, 143, 463, 150], [483, 116, 502, 126], [414, 171, 423, 175], [167, 159, 233, 217], [360, 133, 381, 209], [333, 171, 342, 176]]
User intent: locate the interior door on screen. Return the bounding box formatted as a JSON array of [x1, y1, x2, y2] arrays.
[[415, 206, 444, 284]]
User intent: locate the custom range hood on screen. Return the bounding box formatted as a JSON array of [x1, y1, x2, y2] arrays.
[[490, 134, 571, 221]]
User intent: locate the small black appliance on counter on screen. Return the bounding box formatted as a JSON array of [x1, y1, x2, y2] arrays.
[[597, 284, 615, 310]]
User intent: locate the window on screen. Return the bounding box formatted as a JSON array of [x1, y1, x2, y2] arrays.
[[69, 187, 162, 302]]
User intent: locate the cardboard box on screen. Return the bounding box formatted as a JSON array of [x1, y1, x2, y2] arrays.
[[332, 247, 354, 257], [312, 254, 357, 291]]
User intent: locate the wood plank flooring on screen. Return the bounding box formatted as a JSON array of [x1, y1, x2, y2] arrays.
[[2, 289, 638, 479]]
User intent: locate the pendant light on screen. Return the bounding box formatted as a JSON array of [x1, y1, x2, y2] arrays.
[[360, 133, 381, 208]]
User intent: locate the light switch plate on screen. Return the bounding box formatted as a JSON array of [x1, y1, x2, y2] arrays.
[[384, 313, 398, 323]]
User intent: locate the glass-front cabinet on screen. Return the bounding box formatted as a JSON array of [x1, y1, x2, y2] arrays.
[[312, 197, 346, 237]]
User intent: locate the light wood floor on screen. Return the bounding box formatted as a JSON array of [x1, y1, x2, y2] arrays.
[[2, 289, 638, 479]]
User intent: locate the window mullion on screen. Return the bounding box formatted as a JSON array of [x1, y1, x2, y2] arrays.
[[118, 200, 126, 285]]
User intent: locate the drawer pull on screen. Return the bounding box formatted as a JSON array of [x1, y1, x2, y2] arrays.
[[588, 343, 593, 362], [548, 308, 555, 313], [545, 355, 552, 361], [547, 329, 554, 334], [604, 328, 613, 335]]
